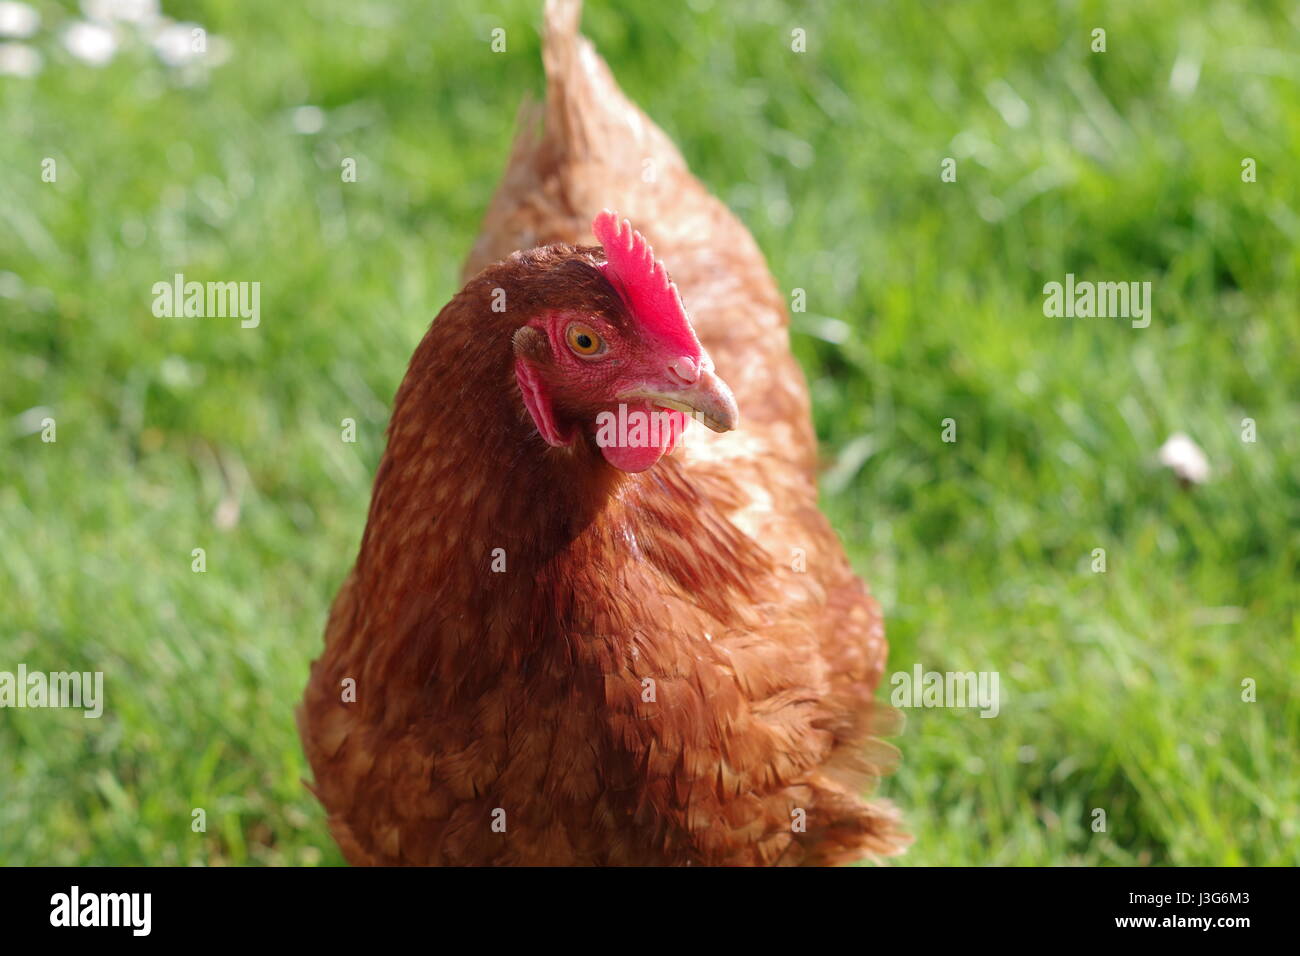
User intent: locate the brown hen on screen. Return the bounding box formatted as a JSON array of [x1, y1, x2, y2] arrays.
[[299, 0, 906, 866]]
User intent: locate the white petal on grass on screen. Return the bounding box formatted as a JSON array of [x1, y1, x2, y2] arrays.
[[292, 105, 325, 135], [985, 79, 1030, 129], [0, 40, 39, 76], [1158, 432, 1211, 485], [795, 315, 851, 345], [0, 2, 39, 39], [63, 21, 118, 66], [1169, 52, 1201, 97]]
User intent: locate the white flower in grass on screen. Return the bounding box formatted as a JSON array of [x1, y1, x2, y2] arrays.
[[0, 40, 40, 76], [150, 20, 230, 70], [81, 0, 159, 24], [0, 2, 39, 39], [1158, 432, 1210, 485], [63, 20, 118, 66], [152, 21, 200, 66]]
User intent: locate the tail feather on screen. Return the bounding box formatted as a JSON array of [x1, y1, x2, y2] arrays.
[[538, 0, 686, 179], [462, 0, 687, 279]]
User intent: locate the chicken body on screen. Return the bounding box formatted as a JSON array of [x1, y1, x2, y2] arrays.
[[299, 0, 906, 866]]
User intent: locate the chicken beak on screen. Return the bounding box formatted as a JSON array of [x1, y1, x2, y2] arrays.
[[630, 368, 740, 433]]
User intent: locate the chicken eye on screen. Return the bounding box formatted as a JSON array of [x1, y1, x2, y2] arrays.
[[565, 323, 604, 357]]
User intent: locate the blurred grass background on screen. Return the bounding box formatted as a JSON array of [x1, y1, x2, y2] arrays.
[[1, 0, 1297, 865]]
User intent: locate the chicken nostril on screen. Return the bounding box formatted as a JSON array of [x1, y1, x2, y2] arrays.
[[668, 356, 700, 385]]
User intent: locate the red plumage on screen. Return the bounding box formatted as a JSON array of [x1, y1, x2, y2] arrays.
[[298, 0, 906, 866]]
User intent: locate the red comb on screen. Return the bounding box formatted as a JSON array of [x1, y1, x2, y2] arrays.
[[592, 210, 701, 356]]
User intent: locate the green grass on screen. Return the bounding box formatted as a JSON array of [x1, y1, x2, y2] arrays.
[[1, 0, 1296, 865]]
